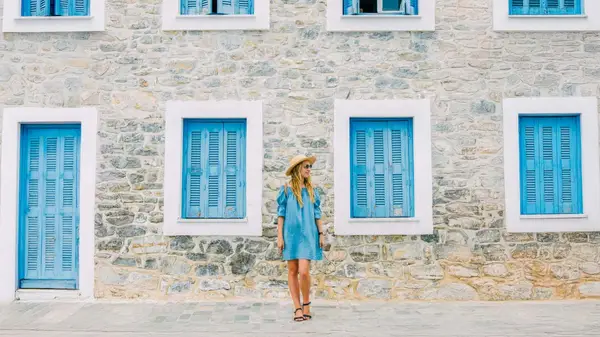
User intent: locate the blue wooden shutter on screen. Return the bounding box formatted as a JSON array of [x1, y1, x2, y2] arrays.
[[557, 117, 582, 213], [183, 122, 204, 218], [218, 0, 234, 14], [22, 130, 42, 282], [350, 122, 370, 217], [55, 0, 68, 16], [409, 0, 418, 14], [519, 116, 582, 215], [372, 125, 389, 217], [60, 132, 78, 280], [20, 126, 79, 289], [22, 0, 50, 16], [205, 124, 223, 218], [510, 0, 580, 15], [72, 0, 89, 16], [181, 0, 211, 15], [223, 122, 246, 218], [236, 0, 252, 14], [520, 118, 540, 215], [343, 0, 358, 15], [388, 120, 414, 217]]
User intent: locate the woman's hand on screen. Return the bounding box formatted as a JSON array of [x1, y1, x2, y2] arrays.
[[277, 235, 285, 253], [319, 234, 325, 248]]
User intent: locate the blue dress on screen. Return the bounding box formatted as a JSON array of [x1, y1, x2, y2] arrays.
[[277, 186, 323, 261]]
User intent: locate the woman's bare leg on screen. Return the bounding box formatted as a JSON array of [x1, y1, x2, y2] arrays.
[[299, 259, 311, 317], [287, 260, 302, 319]]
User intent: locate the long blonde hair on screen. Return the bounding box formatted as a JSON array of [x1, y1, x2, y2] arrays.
[[289, 162, 315, 208]]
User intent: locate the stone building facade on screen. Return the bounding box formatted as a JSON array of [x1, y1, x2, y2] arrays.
[[1, 0, 600, 302]]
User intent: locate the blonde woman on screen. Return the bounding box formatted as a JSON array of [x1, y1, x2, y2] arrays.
[[277, 155, 324, 322]]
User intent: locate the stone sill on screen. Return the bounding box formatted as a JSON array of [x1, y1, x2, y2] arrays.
[[508, 14, 587, 18], [520, 214, 588, 220], [15, 16, 94, 21], [16, 289, 85, 301]]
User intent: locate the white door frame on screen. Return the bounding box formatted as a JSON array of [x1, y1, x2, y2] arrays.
[[0, 108, 98, 303]]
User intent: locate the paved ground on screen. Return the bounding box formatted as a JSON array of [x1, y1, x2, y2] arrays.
[[1, 300, 600, 336]]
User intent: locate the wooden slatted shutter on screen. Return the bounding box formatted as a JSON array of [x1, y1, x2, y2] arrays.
[[350, 122, 370, 217], [519, 116, 582, 215], [218, 0, 235, 14], [223, 122, 246, 218], [22, 0, 51, 16], [372, 124, 389, 217], [388, 120, 414, 217], [182, 0, 211, 15], [23, 131, 42, 282], [183, 123, 203, 218]]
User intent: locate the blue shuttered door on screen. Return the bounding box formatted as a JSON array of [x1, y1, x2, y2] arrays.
[[510, 0, 581, 15], [218, 0, 235, 14], [19, 125, 80, 290], [519, 116, 582, 215], [350, 119, 414, 218], [182, 120, 246, 219]]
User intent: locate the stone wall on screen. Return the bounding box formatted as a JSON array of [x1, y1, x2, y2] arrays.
[[2, 0, 600, 301]]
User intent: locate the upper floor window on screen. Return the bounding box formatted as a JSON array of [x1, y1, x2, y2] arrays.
[[350, 118, 414, 218], [181, 0, 253, 15], [509, 0, 582, 15], [519, 115, 583, 215], [343, 0, 417, 15], [182, 119, 246, 219], [23, 0, 89, 16]]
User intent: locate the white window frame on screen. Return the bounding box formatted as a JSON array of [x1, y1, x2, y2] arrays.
[[0, 108, 98, 303], [161, 0, 269, 31], [333, 99, 433, 235], [503, 97, 600, 233], [326, 0, 434, 32], [2, 0, 105, 32], [493, 0, 600, 31], [163, 100, 263, 236]]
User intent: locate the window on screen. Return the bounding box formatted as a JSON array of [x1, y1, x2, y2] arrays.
[[493, 0, 600, 31], [2, 0, 104, 32], [181, 0, 253, 15], [327, 0, 434, 31], [350, 118, 414, 218], [162, 0, 268, 31], [182, 119, 246, 219], [163, 101, 263, 236], [334, 99, 433, 236], [503, 97, 600, 233], [509, 0, 582, 15], [519, 116, 582, 215], [343, 0, 417, 15], [22, 0, 89, 17]]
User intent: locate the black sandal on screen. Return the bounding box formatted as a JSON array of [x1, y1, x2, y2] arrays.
[[293, 308, 305, 322], [302, 302, 312, 320]]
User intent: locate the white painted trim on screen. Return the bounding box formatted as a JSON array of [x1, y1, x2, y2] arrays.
[[163, 101, 263, 236], [326, 0, 434, 31], [2, 0, 105, 32], [493, 0, 600, 31], [333, 99, 433, 235], [0, 107, 98, 303], [503, 97, 600, 233], [161, 0, 269, 31]]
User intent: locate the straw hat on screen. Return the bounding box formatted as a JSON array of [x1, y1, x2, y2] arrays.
[[285, 154, 316, 176]]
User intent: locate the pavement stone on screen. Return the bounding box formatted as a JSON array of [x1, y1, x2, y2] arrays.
[[0, 300, 600, 336]]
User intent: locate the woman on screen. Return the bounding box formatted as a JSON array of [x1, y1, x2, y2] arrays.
[[277, 155, 324, 322]]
